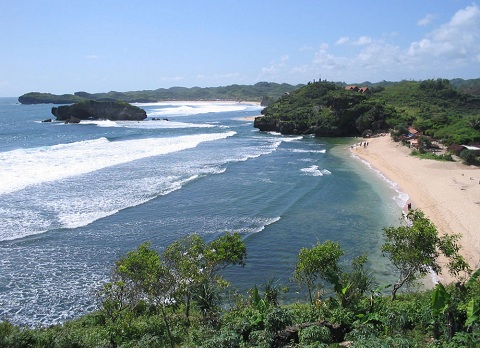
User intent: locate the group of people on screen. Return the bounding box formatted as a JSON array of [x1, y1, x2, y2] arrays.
[[351, 141, 369, 149]]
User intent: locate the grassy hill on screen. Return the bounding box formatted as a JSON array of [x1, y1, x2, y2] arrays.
[[256, 79, 480, 145], [17, 82, 303, 105]]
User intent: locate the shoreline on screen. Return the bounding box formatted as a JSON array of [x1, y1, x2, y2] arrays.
[[242, 115, 262, 121], [351, 136, 480, 285]]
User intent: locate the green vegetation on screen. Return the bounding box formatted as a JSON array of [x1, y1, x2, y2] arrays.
[[376, 79, 480, 145], [17, 82, 303, 104], [410, 149, 454, 162], [2, 211, 479, 347], [382, 210, 470, 300], [256, 81, 395, 136], [256, 78, 480, 145], [17, 92, 85, 104], [458, 149, 480, 166]]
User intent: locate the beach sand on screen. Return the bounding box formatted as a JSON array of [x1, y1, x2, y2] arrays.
[[352, 136, 480, 284], [242, 115, 261, 121]]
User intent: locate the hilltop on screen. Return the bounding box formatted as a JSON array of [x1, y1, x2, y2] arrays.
[[255, 78, 480, 145], [17, 82, 303, 105]]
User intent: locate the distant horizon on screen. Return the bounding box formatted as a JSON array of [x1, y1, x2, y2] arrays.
[[5, 76, 478, 99], [1, 1, 479, 97]]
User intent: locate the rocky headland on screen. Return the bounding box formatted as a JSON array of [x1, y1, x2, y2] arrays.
[[51, 100, 147, 123]]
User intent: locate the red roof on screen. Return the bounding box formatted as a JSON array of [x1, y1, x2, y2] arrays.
[[408, 127, 419, 134]]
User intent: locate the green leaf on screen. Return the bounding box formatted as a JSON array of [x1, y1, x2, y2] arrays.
[[431, 283, 450, 316], [466, 268, 480, 288], [466, 299, 480, 327]]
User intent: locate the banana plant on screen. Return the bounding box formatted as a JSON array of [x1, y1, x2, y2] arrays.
[[465, 268, 480, 328]]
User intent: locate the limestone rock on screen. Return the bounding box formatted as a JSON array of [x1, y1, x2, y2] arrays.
[[51, 100, 147, 122]]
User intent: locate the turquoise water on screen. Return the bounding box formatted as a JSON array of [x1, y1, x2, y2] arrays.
[[0, 98, 404, 326]]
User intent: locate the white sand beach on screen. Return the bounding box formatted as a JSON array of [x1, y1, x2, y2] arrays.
[[352, 136, 480, 284]]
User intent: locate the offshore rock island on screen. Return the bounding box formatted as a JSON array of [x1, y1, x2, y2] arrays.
[[51, 100, 147, 122]]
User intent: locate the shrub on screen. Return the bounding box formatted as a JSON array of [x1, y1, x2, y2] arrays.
[[134, 334, 163, 348], [460, 149, 480, 165], [1, 327, 37, 348], [446, 331, 480, 347], [246, 330, 269, 347], [324, 306, 355, 327], [349, 335, 415, 348], [299, 324, 332, 344], [290, 303, 320, 324], [201, 329, 241, 348], [264, 307, 293, 335]]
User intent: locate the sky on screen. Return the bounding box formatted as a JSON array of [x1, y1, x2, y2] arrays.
[[0, 0, 479, 97]]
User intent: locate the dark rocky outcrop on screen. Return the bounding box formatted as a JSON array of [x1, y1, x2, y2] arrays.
[[254, 117, 305, 135], [51, 100, 147, 122], [64, 116, 81, 124]]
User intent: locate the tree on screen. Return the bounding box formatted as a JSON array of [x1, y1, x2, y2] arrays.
[[205, 231, 247, 273], [98, 234, 246, 346], [466, 116, 480, 130], [97, 281, 136, 348], [382, 209, 470, 300], [163, 234, 207, 324], [337, 254, 375, 309], [110, 242, 177, 348], [293, 241, 344, 304], [162, 232, 247, 320]]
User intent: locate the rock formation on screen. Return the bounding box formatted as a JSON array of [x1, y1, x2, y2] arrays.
[[51, 100, 147, 122]]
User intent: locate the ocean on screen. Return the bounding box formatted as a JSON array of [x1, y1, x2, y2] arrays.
[[0, 97, 406, 326]]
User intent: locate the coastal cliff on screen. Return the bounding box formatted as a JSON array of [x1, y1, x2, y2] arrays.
[[51, 100, 147, 122], [253, 79, 480, 143], [255, 81, 393, 137]]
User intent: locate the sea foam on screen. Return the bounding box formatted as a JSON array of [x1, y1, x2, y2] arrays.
[[0, 131, 236, 195], [300, 165, 331, 177], [141, 102, 260, 117]]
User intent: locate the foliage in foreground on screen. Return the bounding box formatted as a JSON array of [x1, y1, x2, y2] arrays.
[[1, 212, 479, 347]]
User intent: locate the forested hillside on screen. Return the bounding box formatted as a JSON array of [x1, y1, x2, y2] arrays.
[[255, 81, 396, 137], [255, 79, 480, 145], [17, 82, 302, 104]]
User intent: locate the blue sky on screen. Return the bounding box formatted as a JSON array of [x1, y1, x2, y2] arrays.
[[1, 1, 479, 96]]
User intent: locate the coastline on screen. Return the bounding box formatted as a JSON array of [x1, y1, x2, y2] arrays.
[[351, 136, 480, 284], [242, 115, 262, 121]]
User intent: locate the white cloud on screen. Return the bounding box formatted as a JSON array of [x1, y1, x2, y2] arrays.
[[319, 43, 329, 51], [335, 37, 349, 45], [417, 13, 436, 26], [352, 36, 373, 46], [312, 47, 347, 71], [261, 55, 289, 75], [408, 4, 480, 60], [334, 35, 372, 47], [258, 4, 480, 83], [84, 54, 98, 60]]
